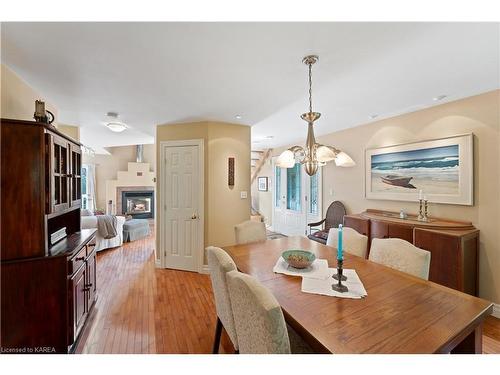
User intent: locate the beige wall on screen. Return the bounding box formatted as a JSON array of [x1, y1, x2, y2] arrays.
[[270, 90, 500, 304], [83, 144, 156, 210], [156, 121, 251, 263], [58, 124, 80, 142], [1, 63, 58, 122]]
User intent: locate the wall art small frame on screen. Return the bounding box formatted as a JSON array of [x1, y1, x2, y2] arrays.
[[365, 134, 473, 205], [258, 177, 268, 192]]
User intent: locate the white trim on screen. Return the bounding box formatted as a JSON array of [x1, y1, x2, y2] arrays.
[[492, 303, 500, 319], [200, 265, 210, 275], [155, 259, 161, 268], [159, 139, 205, 274]]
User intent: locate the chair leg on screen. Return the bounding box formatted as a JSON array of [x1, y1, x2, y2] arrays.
[[212, 317, 223, 354]]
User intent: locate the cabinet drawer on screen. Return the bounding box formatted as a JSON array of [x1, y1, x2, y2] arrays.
[[68, 247, 86, 275]]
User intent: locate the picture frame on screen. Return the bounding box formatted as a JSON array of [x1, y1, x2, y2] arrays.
[[258, 176, 268, 192], [365, 134, 473, 205]]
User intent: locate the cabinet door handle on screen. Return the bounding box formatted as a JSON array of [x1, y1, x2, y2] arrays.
[[85, 283, 93, 288], [83, 287, 90, 292], [75, 257, 85, 261]]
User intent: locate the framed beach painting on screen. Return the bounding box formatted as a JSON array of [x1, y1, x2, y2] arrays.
[[365, 134, 473, 205]]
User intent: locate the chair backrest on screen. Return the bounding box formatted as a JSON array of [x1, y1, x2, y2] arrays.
[[326, 227, 368, 258], [324, 201, 346, 231], [369, 238, 431, 280], [234, 220, 267, 245], [226, 270, 290, 354], [206, 246, 239, 349]]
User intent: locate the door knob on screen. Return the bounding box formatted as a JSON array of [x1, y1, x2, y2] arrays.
[[191, 214, 198, 219]]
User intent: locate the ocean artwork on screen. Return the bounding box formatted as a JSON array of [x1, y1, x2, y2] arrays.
[[371, 145, 459, 194]]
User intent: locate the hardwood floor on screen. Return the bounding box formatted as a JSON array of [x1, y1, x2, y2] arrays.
[[76, 226, 500, 354]]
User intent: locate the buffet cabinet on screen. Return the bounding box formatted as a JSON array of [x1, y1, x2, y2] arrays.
[[0, 118, 95, 353], [344, 209, 479, 296]]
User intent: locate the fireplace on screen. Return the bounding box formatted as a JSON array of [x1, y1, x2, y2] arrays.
[[121, 190, 154, 219]]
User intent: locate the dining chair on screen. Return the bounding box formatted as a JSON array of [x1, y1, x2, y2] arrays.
[[369, 238, 431, 280], [326, 227, 369, 258], [206, 246, 239, 354], [234, 220, 267, 245], [307, 200, 346, 244], [226, 270, 314, 354]]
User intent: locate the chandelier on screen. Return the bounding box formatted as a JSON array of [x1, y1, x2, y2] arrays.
[[277, 55, 355, 176]]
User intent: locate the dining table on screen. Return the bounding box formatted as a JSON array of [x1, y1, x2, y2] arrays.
[[222, 236, 493, 354]]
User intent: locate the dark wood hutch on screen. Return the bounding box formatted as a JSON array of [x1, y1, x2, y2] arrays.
[[1, 118, 97, 353]]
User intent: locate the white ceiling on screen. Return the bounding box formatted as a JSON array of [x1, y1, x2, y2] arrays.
[[1, 22, 499, 153]]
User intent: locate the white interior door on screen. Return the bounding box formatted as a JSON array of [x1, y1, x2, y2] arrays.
[[162, 142, 202, 272]]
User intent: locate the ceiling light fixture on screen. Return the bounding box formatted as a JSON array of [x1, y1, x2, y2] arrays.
[[433, 95, 447, 101], [104, 112, 127, 132], [369, 114, 378, 119], [276, 55, 355, 176], [235, 115, 242, 120]]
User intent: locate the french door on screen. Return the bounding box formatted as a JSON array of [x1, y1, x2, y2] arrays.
[[272, 158, 322, 236]]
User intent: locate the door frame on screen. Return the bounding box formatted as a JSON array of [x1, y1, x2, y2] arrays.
[[159, 139, 205, 273]]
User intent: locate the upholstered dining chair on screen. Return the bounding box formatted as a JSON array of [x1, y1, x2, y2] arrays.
[[369, 238, 431, 280], [234, 220, 267, 245], [206, 246, 239, 354], [226, 270, 314, 354], [326, 227, 369, 259]]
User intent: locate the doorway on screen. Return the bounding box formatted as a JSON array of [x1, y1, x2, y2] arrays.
[[272, 157, 322, 236]]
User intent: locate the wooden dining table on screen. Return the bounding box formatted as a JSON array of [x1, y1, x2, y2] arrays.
[[222, 236, 493, 354]]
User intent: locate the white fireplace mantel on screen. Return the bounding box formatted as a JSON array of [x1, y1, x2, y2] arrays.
[[105, 162, 155, 214]]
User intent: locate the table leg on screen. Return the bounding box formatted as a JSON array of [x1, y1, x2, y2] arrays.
[[451, 324, 482, 354]]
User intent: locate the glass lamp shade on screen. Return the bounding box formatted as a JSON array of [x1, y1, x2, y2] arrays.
[[316, 145, 336, 162], [106, 122, 127, 132], [276, 149, 295, 168], [334, 151, 356, 167]]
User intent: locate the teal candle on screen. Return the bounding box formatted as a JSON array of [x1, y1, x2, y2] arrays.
[[337, 224, 343, 260]]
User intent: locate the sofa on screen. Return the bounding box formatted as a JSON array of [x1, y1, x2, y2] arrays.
[[81, 213, 126, 252]]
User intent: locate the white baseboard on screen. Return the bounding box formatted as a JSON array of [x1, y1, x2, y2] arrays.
[[492, 303, 500, 319], [155, 259, 161, 268], [200, 265, 210, 274]]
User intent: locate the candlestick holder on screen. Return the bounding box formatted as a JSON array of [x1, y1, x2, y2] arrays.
[[417, 199, 425, 221], [332, 268, 347, 281], [331, 259, 348, 293], [423, 199, 429, 222]]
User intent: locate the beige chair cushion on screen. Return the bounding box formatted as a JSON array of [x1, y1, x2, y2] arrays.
[[226, 270, 290, 354], [206, 246, 239, 349], [369, 238, 431, 280], [326, 227, 368, 258], [234, 220, 267, 245]]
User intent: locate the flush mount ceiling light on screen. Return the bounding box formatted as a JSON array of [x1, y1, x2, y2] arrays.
[[104, 112, 127, 132], [235, 115, 242, 120], [277, 55, 355, 176]]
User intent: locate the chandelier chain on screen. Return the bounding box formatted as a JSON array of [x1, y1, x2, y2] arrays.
[[308, 62, 313, 113]]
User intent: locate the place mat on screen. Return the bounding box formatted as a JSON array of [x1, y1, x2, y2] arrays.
[[273, 257, 330, 280], [301, 268, 367, 299]]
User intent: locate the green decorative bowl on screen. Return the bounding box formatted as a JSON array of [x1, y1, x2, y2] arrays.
[[281, 250, 316, 269]]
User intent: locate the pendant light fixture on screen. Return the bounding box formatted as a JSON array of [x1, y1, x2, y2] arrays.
[[276, 55, 355, 176]]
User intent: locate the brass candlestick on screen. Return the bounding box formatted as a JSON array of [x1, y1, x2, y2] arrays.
[[417, 199, 425, 221]]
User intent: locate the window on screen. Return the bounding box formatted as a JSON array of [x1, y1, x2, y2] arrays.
[[81, 164, 89, 209], [275, 166, 281, 207], [286, 163, 301, 211], [309, 173, 318, 215]]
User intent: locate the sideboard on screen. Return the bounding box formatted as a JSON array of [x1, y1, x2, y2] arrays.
[[344, 209, 479, 296]]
